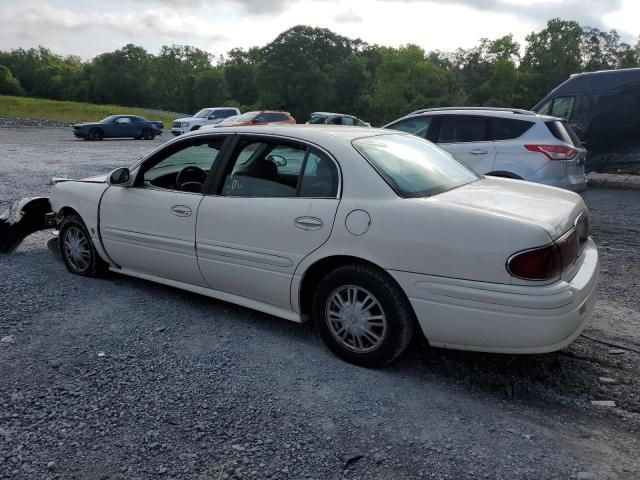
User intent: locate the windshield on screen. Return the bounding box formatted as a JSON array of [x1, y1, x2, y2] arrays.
[[308, 115, 327, 124], [193, 109, 212, 119], [233, 111, 258, 122], [100, 115, 118, 123], [353, 134, 480, 198]]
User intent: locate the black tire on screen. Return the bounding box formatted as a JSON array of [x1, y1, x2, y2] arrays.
[[59, 214, 108, 277], [89, 128, 104, 141], [313, 264, 415, 368], [190, 126, 200, 131], [142, 128, 155, 140]]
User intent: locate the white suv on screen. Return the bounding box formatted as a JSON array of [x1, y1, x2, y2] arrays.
[[172, 107, 240, 136], [384, 107, 587, 192]]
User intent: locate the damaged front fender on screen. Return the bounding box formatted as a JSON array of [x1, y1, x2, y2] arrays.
[[0, 197, 53, 253]]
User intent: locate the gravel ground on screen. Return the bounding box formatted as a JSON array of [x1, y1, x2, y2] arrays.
[[1, 128, 639, 480]]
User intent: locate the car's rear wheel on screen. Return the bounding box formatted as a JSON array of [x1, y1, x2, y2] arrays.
[[313, 264, 415, 368], [89, 128, 104, 141], [59, 214, 108, 277], [142, 128, 155, 140]]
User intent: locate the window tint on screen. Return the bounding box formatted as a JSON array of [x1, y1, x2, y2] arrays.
[[353, 134, 479, 198], [342, 117, 356, 126], [222, 141, 306, 197], [545, 120, 582, 146], [308, 115, 327, 124], [115, 117, 132, 125], [550, 96, 574, 120], [259, 113, 287, 122], [437, 116, 487, 143], [386, 116, 431, 138], [489, 118, 534, 140], [299, 150, 339, 198], [142, 139, 223, 190], [328, 116, 342, 125], [536, 100, 552, 116]]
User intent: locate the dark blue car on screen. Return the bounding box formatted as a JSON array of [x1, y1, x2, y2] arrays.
[[72, 115, 163, 141]]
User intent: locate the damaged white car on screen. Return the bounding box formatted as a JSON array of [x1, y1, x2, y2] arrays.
[[31, 125, 598, 367]]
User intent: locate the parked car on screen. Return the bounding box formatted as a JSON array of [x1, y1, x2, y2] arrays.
[[72, 115, 163, 141], [48, 126, 598, 367], [307, 112, 370, 126], [171, 107, 240, 136], [214, 110, 296, 127], [384, 107, 587, 192], [532, 68, 640, 173]]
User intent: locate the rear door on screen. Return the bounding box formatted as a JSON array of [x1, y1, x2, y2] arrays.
[[196, 135, 341, 309], [433, 115, 496, 174]]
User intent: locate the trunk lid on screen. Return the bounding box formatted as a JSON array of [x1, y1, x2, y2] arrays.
[[435, 177, 586, 240]]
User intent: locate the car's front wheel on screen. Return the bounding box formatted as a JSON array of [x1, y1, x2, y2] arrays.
[[88, 128, 104, 141], [59, 214, 107, 277], [313, 264, 415, 368]]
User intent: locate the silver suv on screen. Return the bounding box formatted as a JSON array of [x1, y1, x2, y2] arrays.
[[384, 107, 586, 192]]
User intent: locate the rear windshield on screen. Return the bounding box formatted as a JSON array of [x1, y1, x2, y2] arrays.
[[353, 134, 480, 198], [546, 120, 582, 146]]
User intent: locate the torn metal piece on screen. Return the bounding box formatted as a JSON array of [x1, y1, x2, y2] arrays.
[[0, 197, 52, 253]]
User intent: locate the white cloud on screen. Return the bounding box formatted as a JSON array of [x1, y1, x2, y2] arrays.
[[333, 8, 363, 24]]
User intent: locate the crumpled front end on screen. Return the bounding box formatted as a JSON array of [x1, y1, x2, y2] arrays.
[[0, 197, 53, 253]]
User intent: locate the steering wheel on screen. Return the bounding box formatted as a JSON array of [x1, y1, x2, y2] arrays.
[[176, 166, 207, 191]]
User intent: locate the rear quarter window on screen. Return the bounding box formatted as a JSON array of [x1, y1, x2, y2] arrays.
[[546, 120, 582, 146], [489, 118, 534, 141]]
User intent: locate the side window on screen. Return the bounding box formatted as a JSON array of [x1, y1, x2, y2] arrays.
[[141, 138, 223, 191], [536, 100, 552, 116], [115, 117, 132, 125], [299, 150, 339, 198], [387, 116, 432, 138], [328, 116, 342, 125], [437, 116, 487, 143], [550, 96, 575, 120], [342, 117, 356, 126], [489, 118, 534, 141], [222, 141, 306, 197]]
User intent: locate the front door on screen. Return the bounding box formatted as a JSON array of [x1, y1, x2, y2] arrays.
[[99, 136, 226, 285], [435, 115, 497, 174], [196, 136, 341, 309]]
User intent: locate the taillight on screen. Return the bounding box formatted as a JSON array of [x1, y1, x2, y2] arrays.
[[525, 144, 577, 160], [507, 229, 579, 281], [507, 243, 561, 280]]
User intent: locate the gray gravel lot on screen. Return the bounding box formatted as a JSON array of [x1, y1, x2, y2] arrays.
[[1, 127, 639, 479]]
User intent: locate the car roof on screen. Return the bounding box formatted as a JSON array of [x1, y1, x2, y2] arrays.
[[310, 112, 352, 117], [392, 108, 559, 123], [177, 124, 396, 143]]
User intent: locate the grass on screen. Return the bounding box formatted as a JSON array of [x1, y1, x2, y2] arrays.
[[0, 95, 181, 128]]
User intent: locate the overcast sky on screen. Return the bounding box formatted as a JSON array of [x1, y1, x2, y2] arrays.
[[0, 0, 638, 59]]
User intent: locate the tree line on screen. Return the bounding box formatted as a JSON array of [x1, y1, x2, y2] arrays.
[[0, 19, 639, 125]]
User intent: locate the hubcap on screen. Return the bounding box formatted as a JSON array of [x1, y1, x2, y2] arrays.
[[63, 226, 90, 271], [325, 285, 387, 353]]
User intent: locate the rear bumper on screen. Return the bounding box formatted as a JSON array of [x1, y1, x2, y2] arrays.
[[389, 239, 599, 353], [543, 176, 587, 193]]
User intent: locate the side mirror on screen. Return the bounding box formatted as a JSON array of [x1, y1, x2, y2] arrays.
[[267, 154, 287, 167], [108, 167, 130, 186]]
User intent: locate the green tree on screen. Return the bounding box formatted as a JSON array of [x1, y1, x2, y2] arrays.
[[88, 44, 153, 107], [193, 69, 229, 108], [519, 18, 583, 107], [0, 65, 23, 95]]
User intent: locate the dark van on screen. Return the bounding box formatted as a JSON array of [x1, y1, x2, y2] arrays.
[[532, 68, 640, 173]]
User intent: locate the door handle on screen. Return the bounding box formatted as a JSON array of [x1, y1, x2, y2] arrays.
[[468, 149, 488, 155], [170, 205, 192, 217], [294, 216, 323, 231]]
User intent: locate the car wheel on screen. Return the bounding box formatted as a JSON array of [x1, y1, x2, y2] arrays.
[[142, 128, 155, 140], [313, 264, 415, 368], [89, 128, 104, 141], [59, 214, 108, 277], [190, 126, 200, 131]]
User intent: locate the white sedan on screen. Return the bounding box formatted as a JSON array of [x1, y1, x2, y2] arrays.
[[49, 125, 599, 367]]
